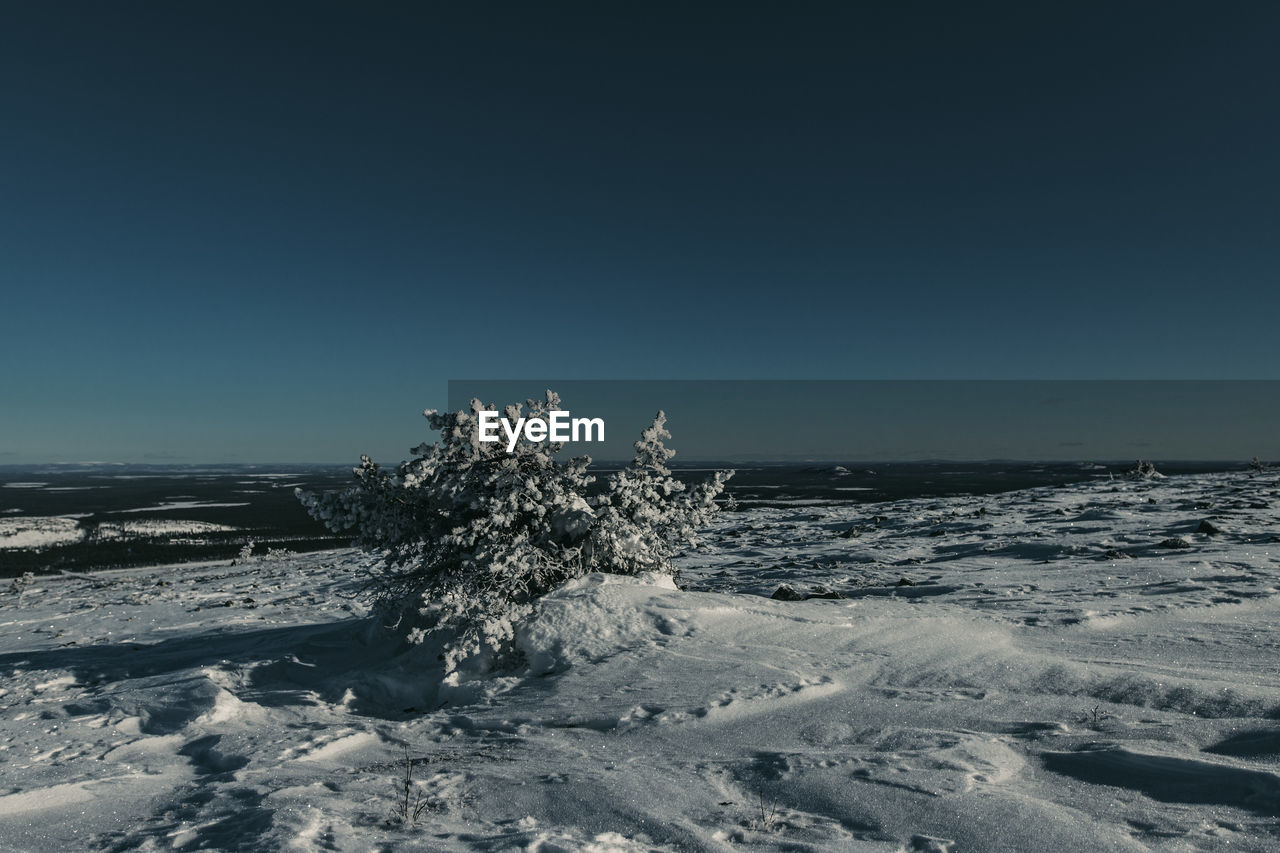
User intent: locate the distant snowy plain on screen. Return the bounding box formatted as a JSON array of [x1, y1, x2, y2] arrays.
[[1, 470, 1277, 851]]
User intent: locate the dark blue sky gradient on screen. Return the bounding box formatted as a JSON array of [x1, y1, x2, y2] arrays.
[[3, 3, 1278, 462]]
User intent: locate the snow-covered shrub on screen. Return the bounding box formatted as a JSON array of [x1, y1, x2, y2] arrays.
[[233, 541, 290, 565], [7, 571, 35, 597], [297, 391, 732, 672], [586, 411, 731, 578], [1126, 460, 1162, 479]]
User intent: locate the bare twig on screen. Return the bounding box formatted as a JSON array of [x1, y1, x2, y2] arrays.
[[388, 746, 437, 827]]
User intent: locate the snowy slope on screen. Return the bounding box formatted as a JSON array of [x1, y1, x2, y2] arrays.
[[1, 470, 1277, 851]]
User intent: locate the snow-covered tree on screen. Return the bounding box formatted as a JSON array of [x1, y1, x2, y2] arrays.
[[1126, 459, 1163, 479], [297, 392, 732, 671], [587, 412, 731, 579]]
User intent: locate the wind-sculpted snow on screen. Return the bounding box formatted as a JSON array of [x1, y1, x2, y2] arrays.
[[0, 470, 1277, 850]]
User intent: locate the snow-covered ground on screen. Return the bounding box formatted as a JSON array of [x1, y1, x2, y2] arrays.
[[1, 470, 1277, 851]]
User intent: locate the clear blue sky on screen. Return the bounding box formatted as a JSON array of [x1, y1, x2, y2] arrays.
[[3, 3, 1277, 463]]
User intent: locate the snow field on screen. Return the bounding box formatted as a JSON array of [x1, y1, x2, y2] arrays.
[[0, 469, 1277, 850]]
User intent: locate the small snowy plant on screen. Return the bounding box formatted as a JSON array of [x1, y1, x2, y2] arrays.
[[587, 411, 731, 578], [1127, 460, 1162, 479], [297, 391, 732, 672]]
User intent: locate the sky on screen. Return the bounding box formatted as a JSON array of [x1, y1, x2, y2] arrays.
[[2, 3, 1278, 463]]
